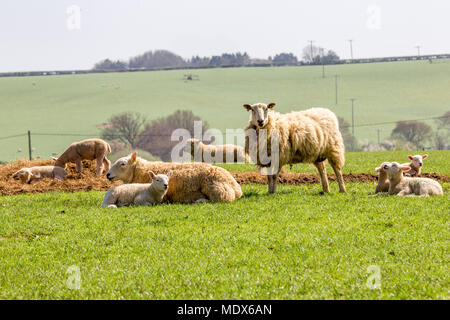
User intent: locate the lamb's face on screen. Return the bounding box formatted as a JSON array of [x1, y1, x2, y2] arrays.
[[383, 162, 410, 178], [150, 173, 169, 192], [375, 162, 390, 174], [408, 154, 427, 168], [106, 154, 135, 182], [243, 103, 275, 128], [12, 168, 32, 183]]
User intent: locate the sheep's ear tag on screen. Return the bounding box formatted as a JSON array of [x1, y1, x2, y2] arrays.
[[422, 154, 428, 159], [243, 104, 252, 111], [267, 103, 276, 109]]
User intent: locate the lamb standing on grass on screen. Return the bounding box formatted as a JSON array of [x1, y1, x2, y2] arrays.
[[376, 162, 443, 196], [102, 171, 169, 208], [402, 154, 428, 177], [106, 152, 242, 203], [185, 138, 247, 163], [243, 102, 346, 194], [375, 162, 390, 193], [12, 166, 67, 184], [53, 138, 111, 175]]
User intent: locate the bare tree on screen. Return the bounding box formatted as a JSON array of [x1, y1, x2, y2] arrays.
[[391, 120, 432, 149], [101, 112, 147, 148], [434, 111, 450, 150], [338, 117, 360, 152]]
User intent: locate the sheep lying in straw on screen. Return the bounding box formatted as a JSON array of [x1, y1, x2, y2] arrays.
[[53, 138, 111, 175], [402, 154, 428, 177], [243, 102, 346, 194], [376, 162, 443, 196], [375, 161, 390, 193], [102, 171, 169, 208], [106, 152, 242, 203], [185, 138, 247, 163], [12, 166, 67, 184]]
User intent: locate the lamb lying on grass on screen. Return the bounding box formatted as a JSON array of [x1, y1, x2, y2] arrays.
[[12, 166, 67, 184], [375, 162, 390, 193], [106, 152, 242, 203], [102, 171, 169, 208], [402, 154, 428, 177], [185, 138, 247, 163], [53, 138, 111, 175], [376, 162, 443, 196]]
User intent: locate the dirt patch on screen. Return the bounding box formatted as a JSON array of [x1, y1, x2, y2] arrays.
[[0, 159, 448, 196]]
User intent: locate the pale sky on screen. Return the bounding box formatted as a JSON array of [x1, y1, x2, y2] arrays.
[[1, 0, 449, 72]]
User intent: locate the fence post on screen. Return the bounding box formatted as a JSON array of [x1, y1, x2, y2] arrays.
[[28, 130, 32, 160]]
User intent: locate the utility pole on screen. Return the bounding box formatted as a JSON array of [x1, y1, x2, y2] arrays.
[[321, 48, 325, 78], [348, 39, 354, 60], [308, 40, 315, 63], [334, 75, 338, 105], [375, 128, 383, 145], [415, 45, 421, 56], [28, 130, 32, 160], [350, 99, 356, 135]]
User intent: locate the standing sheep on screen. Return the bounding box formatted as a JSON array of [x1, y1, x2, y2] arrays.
[[185, 138, 247, 163], [102, 171, 169, 208], [243, 102, 346, 194], [12, 166, 67, 184], [106, 152, 242, 203], [53, 138, 111, 175], [402, 154, 428, 177], [377, 162, 443, 196]]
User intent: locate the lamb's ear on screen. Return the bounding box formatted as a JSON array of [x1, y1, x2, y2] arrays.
[[401, 165, 411, 171], [267, 102, 276, 109], [131, 152, 137, 161], [408, 155, 413, 161], [148, 171, 156, 179], [52, 157, 57, 162], [375, 166, 381, 172], [243, 104, 252, 111], [422, 154, 428, 159]]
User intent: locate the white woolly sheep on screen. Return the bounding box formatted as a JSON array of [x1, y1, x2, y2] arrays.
[[376, 162, 443, 196], [53, 138, 111, 175], [106, 152, 242, 203], [12, 166, 68, 184], [185, 138, 247, 163], [402, 154, 428, 177], [243, 102, 346, 194], [375, 161, 390, 193], [102, 171, 169, 208]]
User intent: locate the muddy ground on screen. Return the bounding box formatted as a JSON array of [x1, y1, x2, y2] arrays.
[[0, 160, 448, 196]]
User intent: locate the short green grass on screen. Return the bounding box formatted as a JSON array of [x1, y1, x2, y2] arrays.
[[218, 150, 450, 175], [0, 183, 448, 299], [1, 59, 450, 161]]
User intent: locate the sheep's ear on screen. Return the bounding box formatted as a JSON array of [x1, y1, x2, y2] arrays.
[[148, 171, 156, 179], [375, 167, 381, 172], [52, 157, 57, 162], [267, 102, 276, 109], [243, 104, 252, 111], [401, 165, 411, 171], [131, 152, 137, 161], [167, 170, 173, 178], [408, 155, 413, 161], [422, 154, 428, 159]]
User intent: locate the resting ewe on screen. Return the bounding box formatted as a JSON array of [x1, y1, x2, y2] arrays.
[[185, 138, 247, 163], [102, 171, 169, 208], [375, 162, 390, 193], [402, 154, 428, 177], [12, 166, 67, 184], [376, 162, 443, 196], [243, 102, 346, 194], [106, 152, 242, 203], [53, 138, 111, 175]]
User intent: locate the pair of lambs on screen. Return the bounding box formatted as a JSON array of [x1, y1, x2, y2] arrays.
[[243, 102, 346, 194], [375, 161, 442, 196], [103, 152, 242, 207]]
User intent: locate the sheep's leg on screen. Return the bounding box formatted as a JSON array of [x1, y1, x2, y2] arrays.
[[75, 158, 82, 173], [314, 161, 330, 193], [95, 157, 105, 176], [103, 158, 111, 174], [267, 172, 279, 194], [328, 160, 346, 193]]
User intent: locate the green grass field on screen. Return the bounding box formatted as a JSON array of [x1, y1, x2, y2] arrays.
[[0, 182, 448, 299], [1, 59, 450, 161]]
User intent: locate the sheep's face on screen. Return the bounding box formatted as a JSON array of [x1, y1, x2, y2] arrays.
[[149, 171, 170, 191], [375, 162, 390, 174], [106, 153, 137, 182], [243, 103, 275, 128], [12, 169, 32, 183], [379, 162, 410, 178], [408, 154, 427, 168]]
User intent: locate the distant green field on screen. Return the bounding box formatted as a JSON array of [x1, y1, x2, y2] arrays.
[[0, 183, 448, 299], [1, 59, 450, 161]]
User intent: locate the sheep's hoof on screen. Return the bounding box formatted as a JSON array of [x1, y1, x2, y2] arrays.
[[195, 198, 209, 203]]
